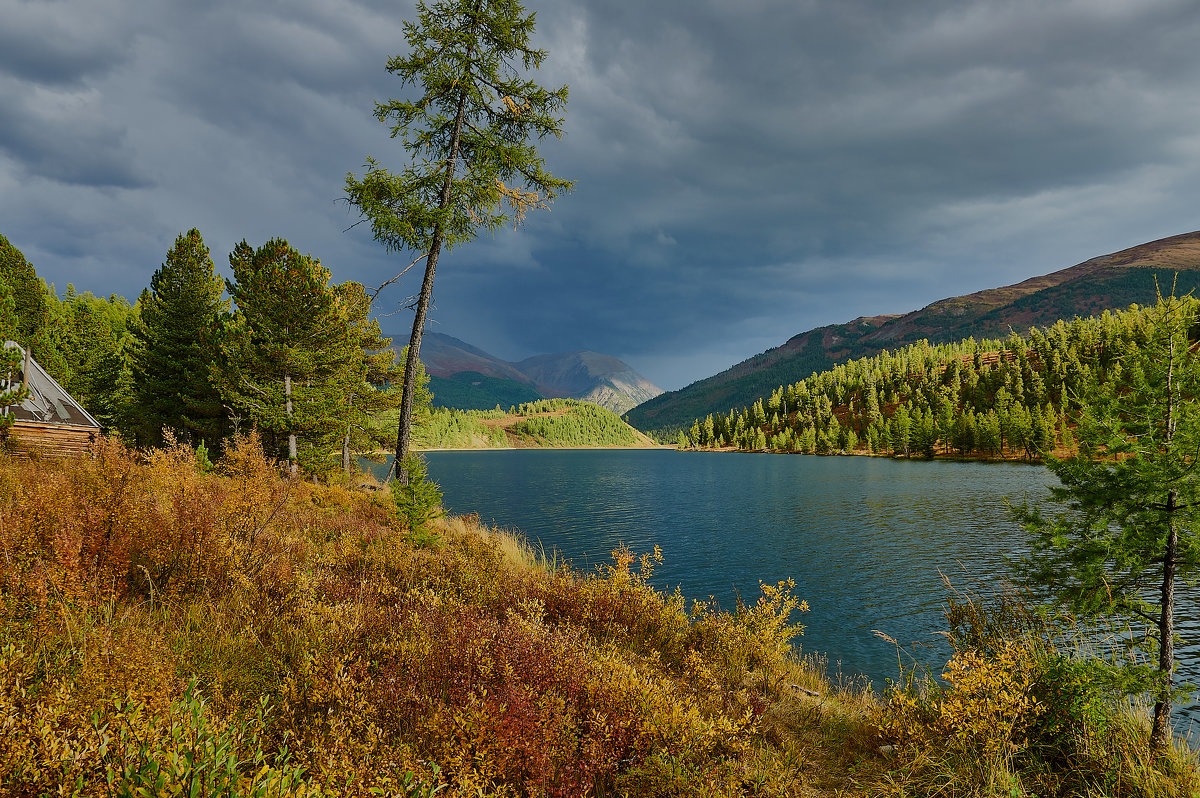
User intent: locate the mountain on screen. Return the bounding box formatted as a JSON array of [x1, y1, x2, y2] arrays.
[[515, 351, 664, 415], [626, 230, 1200, 435], [413, 332, 664, 414], [419, 334, 535, 384]]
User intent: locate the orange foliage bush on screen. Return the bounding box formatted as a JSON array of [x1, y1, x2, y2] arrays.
[[0, 437, 816, 797]]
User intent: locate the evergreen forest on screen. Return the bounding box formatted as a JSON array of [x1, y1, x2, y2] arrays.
[[679, 298, 1189, 460]]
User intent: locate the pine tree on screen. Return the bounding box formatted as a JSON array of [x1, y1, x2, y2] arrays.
[[128, 229, 228, 449], [217, 239, 357, 476]]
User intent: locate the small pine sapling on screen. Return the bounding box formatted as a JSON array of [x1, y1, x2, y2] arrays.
[[392, 454, 445, 546]]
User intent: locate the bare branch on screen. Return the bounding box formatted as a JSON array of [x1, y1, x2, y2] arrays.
[[369, 253, 430, 301]]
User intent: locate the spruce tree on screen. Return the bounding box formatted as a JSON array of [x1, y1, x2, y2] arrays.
[[128, 229, 227, 449]]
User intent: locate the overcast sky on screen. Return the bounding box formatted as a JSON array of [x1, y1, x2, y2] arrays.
[[3, 0, 1199, 390]]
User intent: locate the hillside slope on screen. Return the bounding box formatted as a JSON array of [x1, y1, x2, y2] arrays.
[[413, 398, 657, 449], [628, 230, 1200, 434]]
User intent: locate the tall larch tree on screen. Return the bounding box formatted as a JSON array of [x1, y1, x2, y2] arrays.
[[128, 229, 228, 449], [345, 0, 572, 482]]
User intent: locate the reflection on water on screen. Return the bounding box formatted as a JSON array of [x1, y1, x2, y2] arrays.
[[366, 449, 1198, 736]]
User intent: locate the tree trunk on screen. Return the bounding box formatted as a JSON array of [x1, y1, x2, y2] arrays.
[[342, 394, 354, 477], [1151, 488, 1179, 753], [1151, 320, 1180, 753], [393, 237, 441, 485], [285, 373, 297, 477]]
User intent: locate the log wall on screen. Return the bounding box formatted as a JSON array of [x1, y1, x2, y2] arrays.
[[6, 421, 99, 457]]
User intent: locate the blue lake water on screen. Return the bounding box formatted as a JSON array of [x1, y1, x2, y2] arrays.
[[367, 449, 1200, 734]]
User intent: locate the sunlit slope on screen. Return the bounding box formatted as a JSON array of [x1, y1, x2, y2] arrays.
[[412, 398, 657, 449]]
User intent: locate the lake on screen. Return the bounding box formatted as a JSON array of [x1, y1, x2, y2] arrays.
[[367, 449, 1199, 734]]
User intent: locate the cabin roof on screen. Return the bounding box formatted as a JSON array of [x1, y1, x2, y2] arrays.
[[3, 341, 101, 429]]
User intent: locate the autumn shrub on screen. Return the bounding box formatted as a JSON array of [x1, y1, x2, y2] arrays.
[[534, 546, 692, 665], [0, 643, 320, 797], [873, 585, 1200, 797], [365, 598, 633, 795], [0, 442, 892, 797], [686, 578, 808, 694]]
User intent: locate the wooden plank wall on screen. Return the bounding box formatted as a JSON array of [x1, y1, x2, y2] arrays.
[[6, 422, 99, 457]]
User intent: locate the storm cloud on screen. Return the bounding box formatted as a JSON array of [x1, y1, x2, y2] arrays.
[[2, 0, 1199, 389]]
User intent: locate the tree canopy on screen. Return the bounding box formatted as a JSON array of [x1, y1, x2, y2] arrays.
[[0, 233, 48, 347], [217, 239, 358, 476]]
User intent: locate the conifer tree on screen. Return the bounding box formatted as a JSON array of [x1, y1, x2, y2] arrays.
[[0, 277, 16, 344], [345, 0, 572, 483], [0, 279, 30, 438], [0, 234, 47, 346], [218, 239, 357, 476], [0, 236, 72, 388], [128, 229, 228, 449], [59, 292, 131, 430], [1019, 294, 1200, 754]]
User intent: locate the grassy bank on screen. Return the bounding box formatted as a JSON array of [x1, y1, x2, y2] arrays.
[[1, 438, 1195, 796]]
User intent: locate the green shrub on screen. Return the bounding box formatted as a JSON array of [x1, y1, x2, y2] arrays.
[[392, 454, 445, 544]]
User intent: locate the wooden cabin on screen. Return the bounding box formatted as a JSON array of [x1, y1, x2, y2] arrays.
[[2, 341, 101, 456]]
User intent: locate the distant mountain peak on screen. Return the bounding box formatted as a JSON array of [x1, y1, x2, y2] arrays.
[[413, 333, 663, 415]]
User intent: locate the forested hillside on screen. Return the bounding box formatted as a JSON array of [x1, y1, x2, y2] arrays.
[[411, 398, 653, 449], [633, 231, 1200, 436], [679, 299, 1186, 460]]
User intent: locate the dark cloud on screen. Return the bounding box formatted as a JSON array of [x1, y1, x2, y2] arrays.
[[0, 0, 133, 85], [0, 89, 149, 188], [2, 0, 1199, 390]]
